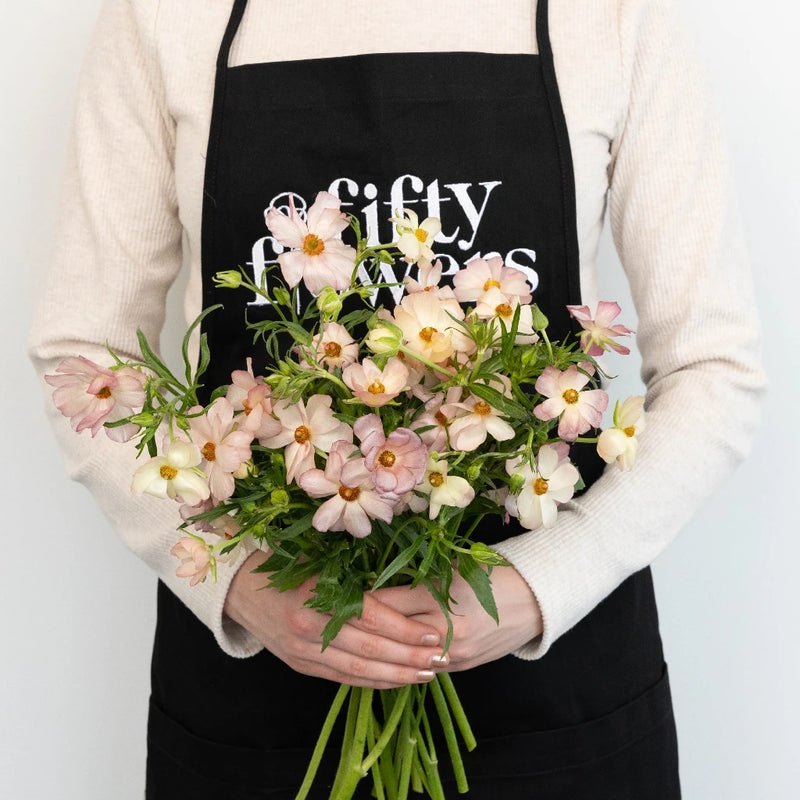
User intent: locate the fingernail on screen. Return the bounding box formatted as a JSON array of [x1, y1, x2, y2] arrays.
[[421, 634, 440, 646], [416, 670, 435, 681], [430, 655, 449, 666]]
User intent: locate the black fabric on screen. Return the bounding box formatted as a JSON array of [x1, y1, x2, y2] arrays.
[[147, 0, 680, 796]]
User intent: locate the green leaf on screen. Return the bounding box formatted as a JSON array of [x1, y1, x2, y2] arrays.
[[468, 382, 529, 421], [372, 537, 424, 590], [457, 554, 499, 624], [136, 329, 182, 388], [182, 304, 222, 386], [319, 576, 364, 649]]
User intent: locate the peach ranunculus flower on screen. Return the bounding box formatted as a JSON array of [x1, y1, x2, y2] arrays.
[[310, 322, 359, 372], [566, 301, 634, 356], [343, 357, 409, 407], [261, 395, 353, 484], [132, 439, 210, 507], [264, 191, 357, 295], [46, 356, 146, 442], [533, 365, 609, 441], [393, 291, 472, 364], [505, 444, 578, 530], [390, 208, 441, 265], [188, 398, 254, 502], [297, 441, 394, 538], [443, 394, 516, 452], [452, 256, 532, 305], [410, 387, 463, 452], [418, 456, 475, 520], [170, 536, 214, 586], [597, 395, 646, 471], [353, 415, 428, 499]]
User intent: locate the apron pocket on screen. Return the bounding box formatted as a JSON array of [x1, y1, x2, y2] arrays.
[[146, 665, 678, 799]]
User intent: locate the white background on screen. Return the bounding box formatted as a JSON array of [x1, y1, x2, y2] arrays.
[[2, 1, 798, 798]]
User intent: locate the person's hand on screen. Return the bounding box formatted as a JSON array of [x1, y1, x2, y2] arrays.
[[371, 565, 543, 671], [223, 550, 450, 689]]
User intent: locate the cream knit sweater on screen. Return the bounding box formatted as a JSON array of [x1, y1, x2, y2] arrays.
[[29, 0, 764, 660]]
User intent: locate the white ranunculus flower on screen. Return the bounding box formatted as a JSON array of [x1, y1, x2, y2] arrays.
[[132, 440, 210, 506]]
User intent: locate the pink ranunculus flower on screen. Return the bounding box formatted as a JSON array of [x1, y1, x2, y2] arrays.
[[343, 357, 409, 407], [46, 356, 146, 442], [390, 208, 441, 265], [452, 256, 533, 305], [226, 359, 281, 442], [472, 288, 540, 345], [411, 387, 463, 451], [188, 398, 254, 502], [597, 395, 646, 471], [265, 191, 357, 295], [418, 456, 475, 520], [261, 395, 353, 483], [132, 439, 210, 506], [298, 441, 394, 538], [444, 394, 516, 452], [311, 322, 359, 372], [403, 259, 456, 300], [533, 365, 609, 441], [354, 415, 428, 499], [567, 301, 634, 356], [393, 291, 472, 364], [170, 536, 213, 587], [505, 444, 579, 530]]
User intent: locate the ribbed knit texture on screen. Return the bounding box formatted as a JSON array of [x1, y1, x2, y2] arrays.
[[29, 0, 764, 659]]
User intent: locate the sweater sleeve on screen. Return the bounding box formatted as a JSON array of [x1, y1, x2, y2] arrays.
[[28, 0, 262, 659], [494, 0, 765, 659]]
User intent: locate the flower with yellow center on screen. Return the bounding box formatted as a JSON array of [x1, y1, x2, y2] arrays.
[[445, 394, 515, 452], [597, 396, 646, 471], [264, 191, 357, 295], [505, 445, 579, 530], [343, 357, 409, 408], [533, 365, 609, 441], [390, 208, 442, 265], [418, 456, 475, 520], [132, 439, 210, 507]]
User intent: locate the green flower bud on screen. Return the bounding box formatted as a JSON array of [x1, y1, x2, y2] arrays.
[[129, 412, 155, 427], [270, 489, 289, 507], [272, 286, 292, 307], [212, 270, 242, 289], [365, 323, 402, 354], [530, 303, 549, 331], [466, 465, 481, 482], [470, 542, 507, 566], [317, 287, 343, 318], [508, 473, 526, 494]]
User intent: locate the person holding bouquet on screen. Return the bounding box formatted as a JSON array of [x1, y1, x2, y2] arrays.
[[30, 1, 764, 798]]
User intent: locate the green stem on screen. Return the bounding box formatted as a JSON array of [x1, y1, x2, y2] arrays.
[[429, 675, 469, 794], [395, 698, 416, 800], [572, 436, 600, 444], [293, 683, 350, 800], [332, 687, 373, 800], [439, 672, 477, 751], [330, 686, 361, 798], [361, 684, 411, 772], [366, 707, 386, 800]]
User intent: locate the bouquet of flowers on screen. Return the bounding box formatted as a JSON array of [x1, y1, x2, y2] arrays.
[[46, 190, 643, 800]]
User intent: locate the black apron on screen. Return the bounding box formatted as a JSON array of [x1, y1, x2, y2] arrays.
[[146, 2, 680, 797]]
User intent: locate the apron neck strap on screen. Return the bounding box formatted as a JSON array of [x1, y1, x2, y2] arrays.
[[217, 0, 248, 71]]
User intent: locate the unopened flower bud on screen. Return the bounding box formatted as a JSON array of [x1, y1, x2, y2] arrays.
[[270, 489, 289, 507], [366, 323, 402, 354], [466, 465, 481, 482], [509, 473, 526, 494], [213, 270, 242, 289], [470, 542, 507, 566], [530, 304, 549, 331], [317, 287, 343, 318], [129, 412, 155, 427], [233, 460, 255, 479], [272, 286, 292, 307]]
